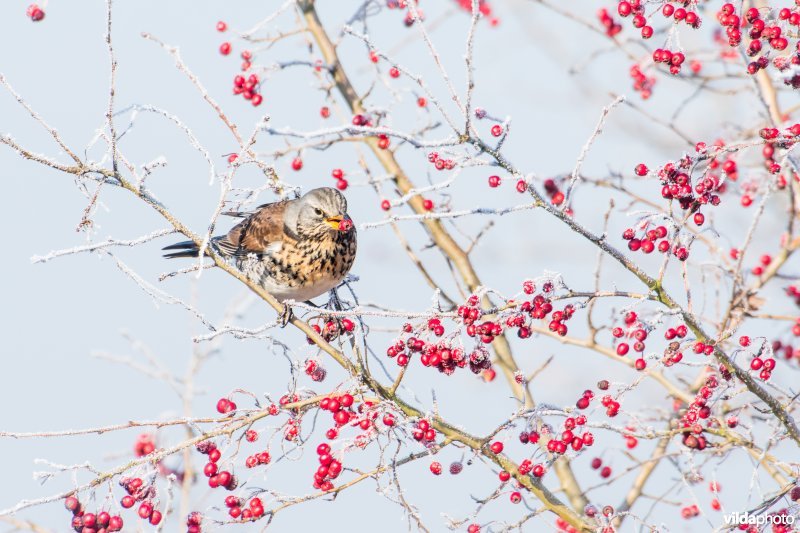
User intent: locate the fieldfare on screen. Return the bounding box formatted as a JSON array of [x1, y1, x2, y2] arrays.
[[163, 187, 357, 306]]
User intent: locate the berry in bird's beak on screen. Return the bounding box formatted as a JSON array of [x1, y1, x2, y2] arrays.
[[338, 216, 353, 232]]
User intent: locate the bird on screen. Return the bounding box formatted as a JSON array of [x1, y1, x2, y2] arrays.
[[163, 187, 357, 308]]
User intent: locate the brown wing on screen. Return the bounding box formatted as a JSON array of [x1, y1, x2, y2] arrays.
[[216, 200, 289, 257]]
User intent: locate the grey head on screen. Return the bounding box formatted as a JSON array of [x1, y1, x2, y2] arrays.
[[283, 187, 352, 239]]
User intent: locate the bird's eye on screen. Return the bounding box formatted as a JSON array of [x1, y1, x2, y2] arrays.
[[313, 207, 324, 217]]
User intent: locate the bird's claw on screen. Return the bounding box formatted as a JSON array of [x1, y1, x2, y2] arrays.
[[279, 304, 293, 327]]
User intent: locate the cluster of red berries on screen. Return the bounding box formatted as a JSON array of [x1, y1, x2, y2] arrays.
[[319, 393, 357, 436], [465, 312, 504, 344], [759, 125, 800, 175], [612, 312, 655, 369], [307, 316, 355, 343], [64, 496, 124, 532], [312, 442, 343, 491], [751, 253, 773, 276], [519, 281, 575, 337], [717, 3, 788, 51], [411, 418, 437, 446], [351, 112, 373, 128], [600, 393, 621, 418], [543, 178, 565, 206], [764, 509, 797, 533], [652, 48, 686, 75], [717, 4, 799, 73], [232, 74, 263, 107], [375, 133, 391, 150], [118, 477, 162, 525], [582, 503, 617, 525], [216, 396, 237, 414], [771, 338, 800, 364], [660, 2, 702, 27], [427, 151, 456, 171], [629, 65, 656, 99], [597, 8, 622, 37], [386, 320, 491, 375], [224, 495, 265, 521], [681, 374, 717, 426], [590, 457, 612, 479], [473, 109, 505, 138], [26, 3, 44, 21], [244, 442, 271, 471], [696, 140, 773, 209], [680, 504, 700, 519], [133, 433, 156, 457], [622, 223, 674, 256], [195, 440, 238, 491], [517, 428, 541, 445], [787, 285, 800, 308], [216, 21, 267, 106], [454, 0, 500, 26], [619, 0, 702, 37], [186, 512, 203, 532], [739, 334, 777, 380], [517, 458, 546, 478], [385, 0, 425, 27], [622, 428, 638, 449], [678, 373, 723, 450], [548, 413, 594, 454], [331, 168, 349, 191], [658, 155, 724, 211], [304, 358, 327, 382], [660, 339, 686, 368], [615, 0, 652, 38], [314, 395, 384, 455], [591, 379, 621, 417]]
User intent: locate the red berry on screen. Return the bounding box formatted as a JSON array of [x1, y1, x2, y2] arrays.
[[219, 42, 232, 55], [739, 335, 751, 347], [64, 496, 80, 513], [216, 21, 227, 32], [137, 502, 153, 519], [217, 398, 236, 414], [149, 510, 163, 525], [27, 4, 45, 21]]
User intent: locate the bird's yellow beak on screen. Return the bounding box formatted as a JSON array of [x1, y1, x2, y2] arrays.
[[325, 216, 343, 230]]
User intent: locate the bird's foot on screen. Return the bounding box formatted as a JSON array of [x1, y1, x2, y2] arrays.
[[279, 304, 294, 327], [327, 289, 345, 312]]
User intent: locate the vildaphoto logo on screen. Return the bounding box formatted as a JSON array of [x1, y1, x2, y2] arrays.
[[723, 511, 796, 526]]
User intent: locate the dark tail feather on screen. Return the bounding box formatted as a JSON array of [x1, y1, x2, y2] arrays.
[[162, 240, 201, 259]]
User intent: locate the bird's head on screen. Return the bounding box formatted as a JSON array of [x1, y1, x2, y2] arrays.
[[285, 187, 354, 239]]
